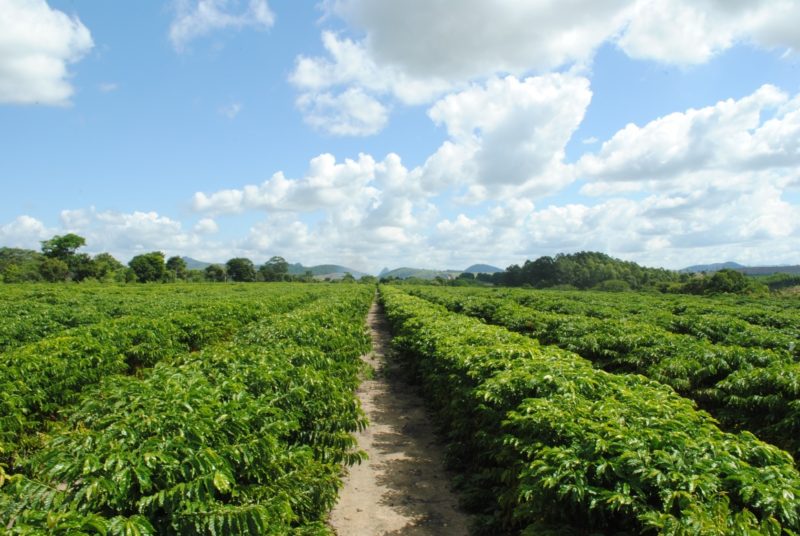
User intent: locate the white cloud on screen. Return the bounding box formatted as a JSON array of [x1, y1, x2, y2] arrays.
[[170, 0, 274, 50], [192, 152, 382, 215], [293, 0, 800, 134], [98, 82, 118, 93], [193, 217, 219, 233], [0, 0, 93, 105], [330, 0, 800, 74], [0, 215, 51, 248], [424, 74, 591, 198], [328, 0, 630, 79], [55, 208, 208, 261], [297, 87, 389, 136], [578, 84, 800, 194], [616, 0, 800, 65]]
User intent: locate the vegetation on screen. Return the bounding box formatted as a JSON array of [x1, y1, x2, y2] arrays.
[[0, 283, 373, 534], [487, 251, 680, 290], [406, 286, 800, 461], [381, 286, 800, 535]]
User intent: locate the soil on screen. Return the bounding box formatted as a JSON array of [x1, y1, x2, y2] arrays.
[[328, 300, 471, 535]]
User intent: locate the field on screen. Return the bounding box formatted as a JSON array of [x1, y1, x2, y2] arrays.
[[0, 283, 374, 534], [1, 282, 799, 535]]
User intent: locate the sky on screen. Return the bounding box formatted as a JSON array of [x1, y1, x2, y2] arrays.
[[1, 0, 800, 274]]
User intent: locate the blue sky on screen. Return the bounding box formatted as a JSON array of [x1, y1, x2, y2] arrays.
[[1, 0, 800, 273]]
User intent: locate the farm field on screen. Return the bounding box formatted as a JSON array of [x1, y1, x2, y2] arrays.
[[0, 283, 374, 534], [2, 282, 800, 535], [380, 285, 800, 535]]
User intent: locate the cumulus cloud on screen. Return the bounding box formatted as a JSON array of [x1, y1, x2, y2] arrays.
[[424, 74, 591, 199], [0, 215, 51, 247], [193, 217, 219, 233], [328, 0, 629, 79], [293, 0, 800, 134], [53, 208, 214, 261], [0, 0, 93, 105], [297, 87, 389, 136], [170, 0, 274, 50], [578, 84, 800, 194], [330, 0, 800, 74]]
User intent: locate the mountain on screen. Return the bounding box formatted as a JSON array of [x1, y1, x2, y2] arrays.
[[182, 256, 212, 270], [680, 262, 745, 273], [463, 263, 503, 274], [380, 267, 462, 280], [287, 263, 368, 279]]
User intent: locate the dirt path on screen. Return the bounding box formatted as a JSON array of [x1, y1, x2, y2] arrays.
[[329, 300, 471, 535]]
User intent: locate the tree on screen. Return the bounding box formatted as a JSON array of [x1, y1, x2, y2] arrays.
[[226, 258, 256, 282], [166, 256, 188, 280], [93, 253, 124, 281], [39, 257, 69, 282], [68, 253, 97, 282], [41, 233, 86, 260], [259, 256, 289, 282], [0, 247, 43, 282], [204, 264, 226, 282], [128, 252, 166, 282]]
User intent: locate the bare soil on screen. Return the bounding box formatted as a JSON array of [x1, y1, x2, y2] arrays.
[[328, 300, 471, 535]]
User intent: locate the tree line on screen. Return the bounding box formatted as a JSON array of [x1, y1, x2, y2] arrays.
[[0, 233, 319, 283], [387, 251, 769, 295]]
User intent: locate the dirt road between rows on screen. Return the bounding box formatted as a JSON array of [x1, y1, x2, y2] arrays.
[[329, 300, 471, 535]]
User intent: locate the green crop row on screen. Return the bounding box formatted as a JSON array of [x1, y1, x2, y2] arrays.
[[1, 285, 373, 535], [380, 286, 800, 535], [406, 286, 800, 460], [0, 284, 319, 354], [508, 288, 800, 349], [0, 285, 318, 466]]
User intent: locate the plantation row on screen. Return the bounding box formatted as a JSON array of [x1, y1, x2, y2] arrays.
[[1, 284, 373, 534], [406, 286, 800, 460], [380, 286, 800, 535]]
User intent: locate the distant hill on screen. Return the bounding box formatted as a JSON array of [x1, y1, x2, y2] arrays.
[[182, 256, 212, 270], [680, 262, 745, 273], [380, 267, 462, 280], [681, 262, 800, 276], [287, 263, 368, 279], [463, 263, 503, 274]]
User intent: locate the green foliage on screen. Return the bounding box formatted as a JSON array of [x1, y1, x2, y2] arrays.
[[408, 285, 800, 460], [93, 253, 124, 282], [0, 248, 43, 283], [495, 251, 679, 290], [41, 233, 86, 260], [680, 269, 769, 296], [204, 264, 226, 282], [380, 286, 800, 535], [226, 258, 256, 282], [259, 256, 290, 282], [0, 284, 373, 534], [165, 256, 188, 280], [39, 257, 69, 282], [128, 252, 166, 283]]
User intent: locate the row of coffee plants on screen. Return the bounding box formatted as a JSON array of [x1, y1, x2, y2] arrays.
[[381, 286, 800, 535], [0, 284, 319, 353], [508, 289, 799, 352], [0, 285, 320, 467], [1, 285, 373, 534], [407, 286, 800, 460]]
